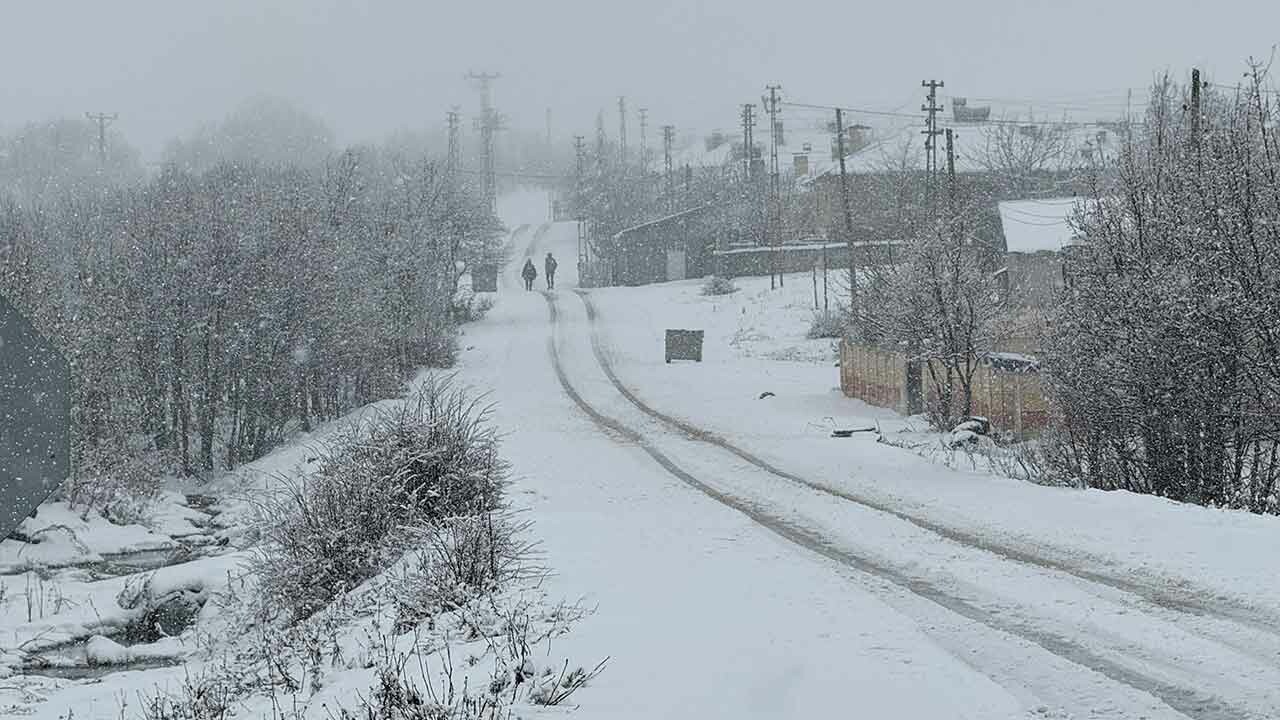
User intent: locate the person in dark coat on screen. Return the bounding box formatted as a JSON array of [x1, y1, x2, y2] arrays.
[[544, 252, 558, 290], [521, 259, 537, 291]]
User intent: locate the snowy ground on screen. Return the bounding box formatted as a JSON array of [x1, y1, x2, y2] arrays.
[[449, 189, 1280, 719], [10, 189, 1280, 719], [580, 273, 1280, 621]]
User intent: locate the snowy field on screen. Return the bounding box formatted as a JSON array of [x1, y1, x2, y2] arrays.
[[8, 189, 1280, 719]]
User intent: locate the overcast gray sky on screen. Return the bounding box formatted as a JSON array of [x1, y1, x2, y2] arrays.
[[3, 0, 1278, 158]]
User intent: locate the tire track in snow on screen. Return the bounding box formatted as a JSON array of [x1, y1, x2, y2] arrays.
[[572, 288, 1280, 647], [541, 291, 1254, 720]]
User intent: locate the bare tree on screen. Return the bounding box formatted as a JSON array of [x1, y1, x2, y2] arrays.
[[975, 116, 1075, 196]]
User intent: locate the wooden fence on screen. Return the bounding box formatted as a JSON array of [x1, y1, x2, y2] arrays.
[[839, 343, 908, 413], [840, 339, 1050, 438]]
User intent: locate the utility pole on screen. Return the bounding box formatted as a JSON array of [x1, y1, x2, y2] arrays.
[[595, 110, 608, 166], [921, 79, 945, 195], [835, 108, 856, 318], [1126, 88, 1135, 142], [446, 107, 465, 289], [662, 124, 676, 211], [740, 104, 756, 180], [1190, 68, 1202, 149], [574, 135, 587, 181], [574, 135, 589, 284], [618, 96, 628, 165], [85, 112, 118, 170], [945, 127, 959, 245], [466, 71, 503, 209], [765, 85, 783, 289], [638, 108, 649, 173], [910, 80, 944, 419], [446, 107, 461, 174]]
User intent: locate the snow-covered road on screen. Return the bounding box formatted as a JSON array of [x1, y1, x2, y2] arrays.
[[457, 190, 1280, 719]]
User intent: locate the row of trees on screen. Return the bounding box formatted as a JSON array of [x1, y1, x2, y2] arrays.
[[1045, 70, 1280, 511], [0, 116, 143, 201], [1, 136, 502, 509]]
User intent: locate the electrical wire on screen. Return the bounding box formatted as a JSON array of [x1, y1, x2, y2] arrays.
[[782, 100, 1139, 129]]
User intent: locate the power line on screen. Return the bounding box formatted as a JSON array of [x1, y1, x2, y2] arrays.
[[781, 100, 1133, 128], [452, 167, 571, 181]]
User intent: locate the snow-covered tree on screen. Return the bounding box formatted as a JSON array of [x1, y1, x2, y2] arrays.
[[0, 116, 143, 202], [1045, 69, 1280, 511], [0, 140, 502, 507], [162, 95, 335, 173]]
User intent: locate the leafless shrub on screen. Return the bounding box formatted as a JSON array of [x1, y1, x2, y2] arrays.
[[139, 667, 237, 720], [453, 292, 495, 323], [393, 515, 539, 630], [528, 658, 610, 706], [339, 641, 507, 720], [983, 439, 1064, 486], [806, 311, 844, 339], [701, 275, 738, 296], [447, 592, 600, 708], [254, 376, 509, 622]]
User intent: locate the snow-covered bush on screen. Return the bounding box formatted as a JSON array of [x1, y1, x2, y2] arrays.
[[701, 275, 738, 296], [343, 646, 509, 720], [452, 290, 496, 323], [392, 515, 537, 630], [806, 311, 845, 339], [255, 376, 508, 622], [140, 669, 236, 720]]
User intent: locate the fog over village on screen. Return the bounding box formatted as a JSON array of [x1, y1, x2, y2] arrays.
[[4, 2, 1280, 718]]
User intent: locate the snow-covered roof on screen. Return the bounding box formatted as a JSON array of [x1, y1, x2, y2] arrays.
[[613, 205, 715, 240], [713, 241, 844, 256], [804, 121, 1119, 181], [997, 198, 1082, 253], [667, 126, 840, 172]]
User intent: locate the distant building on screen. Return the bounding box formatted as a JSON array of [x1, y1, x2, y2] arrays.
[[951, 97, 992, 123], [609, 206, 720, 286], [995, 197, 1084, 307]]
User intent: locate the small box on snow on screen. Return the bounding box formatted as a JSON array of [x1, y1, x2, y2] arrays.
[[665, 329, 704, 363]]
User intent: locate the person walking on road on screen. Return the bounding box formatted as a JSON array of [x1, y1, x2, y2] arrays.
[[544, 252, 558, 290], [521, 259, 537, 291]]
